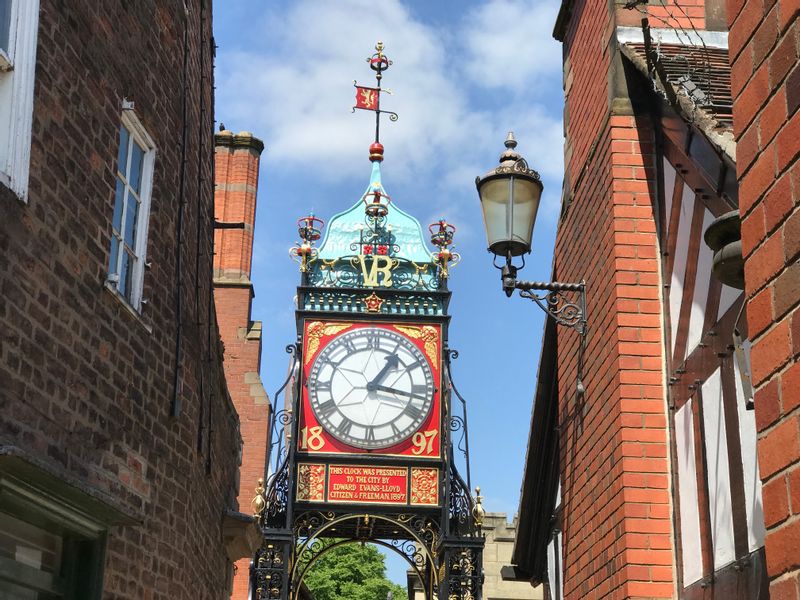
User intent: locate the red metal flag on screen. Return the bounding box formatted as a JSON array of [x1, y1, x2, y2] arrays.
[[354, 86, 379, 111]]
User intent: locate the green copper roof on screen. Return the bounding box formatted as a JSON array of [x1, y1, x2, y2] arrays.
[[315, 160, 434, 265]]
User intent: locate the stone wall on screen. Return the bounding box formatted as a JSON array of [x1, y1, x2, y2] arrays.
[[409, 514, 542, 600], [481, 514, 544, 600]]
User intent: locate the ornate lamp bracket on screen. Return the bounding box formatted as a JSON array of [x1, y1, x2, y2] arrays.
[[501, 261, 588, 399]]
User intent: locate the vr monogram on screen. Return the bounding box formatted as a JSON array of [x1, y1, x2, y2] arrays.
[[358, 254, 395, 287]]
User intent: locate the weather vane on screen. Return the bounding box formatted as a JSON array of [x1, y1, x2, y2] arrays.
[[352, 41, 399, 144]]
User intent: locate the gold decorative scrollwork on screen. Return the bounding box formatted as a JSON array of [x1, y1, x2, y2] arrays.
[[305, 322, 352, 364], [410, 468, 439, 505], [394, 325, 439, 369], [296, 464, 325, 502]]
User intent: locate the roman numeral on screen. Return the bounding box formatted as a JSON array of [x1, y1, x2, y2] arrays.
[[366, 335, 381, 350], [365, 426, 376, 442], [314, 380, 332, 392], [412, 384, 428, 396], [321, 357, 340, 369], [339, 418, 354, 436], [405, 404, 422, 419], [317, 399, 337, 417], [342, 338, 357, 353]]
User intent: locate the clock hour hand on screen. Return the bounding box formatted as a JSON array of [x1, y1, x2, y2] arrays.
[[365, 355, 400, 391], [369, 384, 427, 401]]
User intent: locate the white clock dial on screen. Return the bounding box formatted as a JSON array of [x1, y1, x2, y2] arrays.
[[307, 326, 435, 450]]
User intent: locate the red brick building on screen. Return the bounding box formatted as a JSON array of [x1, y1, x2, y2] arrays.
[[0, 2, 256, 598], [729, 0, 800, 596], [212, 128, 270, 599], [512, 0, 799, 598]]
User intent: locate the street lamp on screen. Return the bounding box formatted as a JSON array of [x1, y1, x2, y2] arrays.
[[476, 133, 588, 396], [476, 132, 543, 263]]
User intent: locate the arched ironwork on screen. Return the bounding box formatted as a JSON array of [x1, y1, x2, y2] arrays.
[[289, 513, 442, 600]]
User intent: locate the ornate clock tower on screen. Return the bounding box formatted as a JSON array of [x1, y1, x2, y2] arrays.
[[250, 43, 484, 600]]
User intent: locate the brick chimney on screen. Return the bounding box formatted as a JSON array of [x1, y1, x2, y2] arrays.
[[213, 128, 267, 600]]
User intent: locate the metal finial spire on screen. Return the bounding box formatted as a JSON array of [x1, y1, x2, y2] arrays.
[[499, 131, 523, 164], [352, 41, 398, 153]]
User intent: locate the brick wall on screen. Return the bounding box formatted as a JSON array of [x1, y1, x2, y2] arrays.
[[728, 0, 800, 596], [213, 131, 269, 600], [554, 2, 675, 598], [648, 0, 706, 30], [0, 2, 242, 598]]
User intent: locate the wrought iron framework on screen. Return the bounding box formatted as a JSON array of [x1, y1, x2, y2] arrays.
[[250, 339, 485, 600], [307, 256, 444, 292]]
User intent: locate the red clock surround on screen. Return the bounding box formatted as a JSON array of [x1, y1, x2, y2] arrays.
[[297, 320, 442, 459]]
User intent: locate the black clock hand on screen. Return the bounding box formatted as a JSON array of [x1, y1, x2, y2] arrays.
[[366, 355, 400, 390], [370, 384, 428, 401]]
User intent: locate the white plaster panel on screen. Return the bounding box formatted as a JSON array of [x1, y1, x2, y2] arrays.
[[685, 209, 715, 360], [556, 532, 564, 600], [669, 182, 694, 357], [547, 537, 557, 599], [701, 368, 736, 570], [675, 399, 703, 585], [663, 158, 677, 228], [717, 284, 742, 322], [734, 357, 766, 551]]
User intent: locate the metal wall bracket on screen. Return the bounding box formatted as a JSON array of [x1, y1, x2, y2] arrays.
[[502, 264, 588, 400]]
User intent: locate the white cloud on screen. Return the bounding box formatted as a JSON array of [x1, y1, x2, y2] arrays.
[[461, 0, 563, 91], [215, 0, 564, 198]]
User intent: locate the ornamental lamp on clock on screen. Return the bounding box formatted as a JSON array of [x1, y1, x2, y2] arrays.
[[252, 42, 485, 600]]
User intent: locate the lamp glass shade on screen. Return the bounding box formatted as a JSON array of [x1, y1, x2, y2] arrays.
[[478, 173, 542, 257]]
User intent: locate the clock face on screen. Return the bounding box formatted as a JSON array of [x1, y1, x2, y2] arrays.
[[307, 326, 435, 450]]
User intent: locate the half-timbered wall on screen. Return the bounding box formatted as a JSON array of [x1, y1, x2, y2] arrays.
[[545, 485, 564, 600], [660, 154, 767, 597]]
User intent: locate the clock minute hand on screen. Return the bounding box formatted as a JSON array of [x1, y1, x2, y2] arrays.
[[370, 384, 427, 401], [366, 355, 400, 391]]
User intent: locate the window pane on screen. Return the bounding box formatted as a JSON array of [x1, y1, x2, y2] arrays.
[[112, 177, 125, 232], [117, 126, 129, 176], [0, 0, 10, 55], [128, 141, 144, 194], [123, 195, 139, 249], [108, 236, 119, 275], [118, 251, 132, 299]]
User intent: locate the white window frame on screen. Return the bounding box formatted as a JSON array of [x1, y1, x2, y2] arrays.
[[107, 109, 156, 312], [0, 0, 39, 200]]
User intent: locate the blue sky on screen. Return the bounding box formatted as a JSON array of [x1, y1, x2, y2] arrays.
[[213, 0, 565, 585]]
